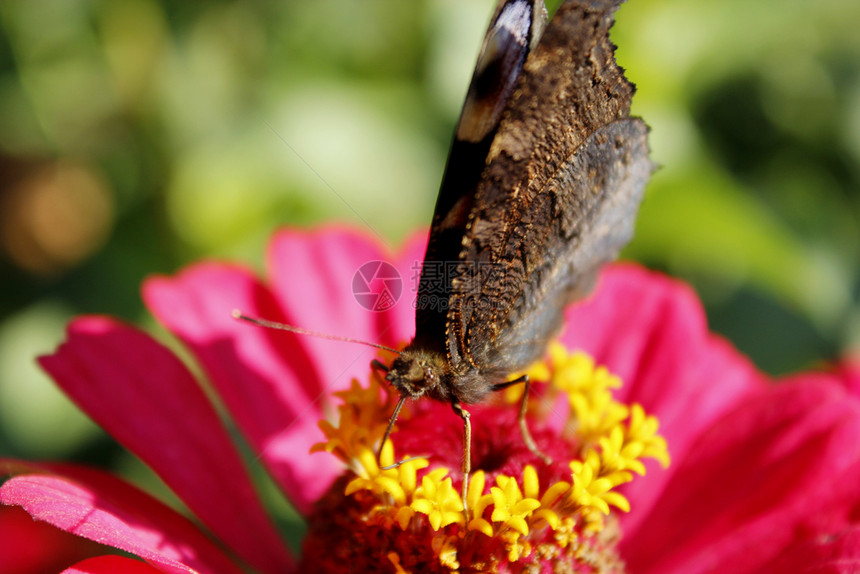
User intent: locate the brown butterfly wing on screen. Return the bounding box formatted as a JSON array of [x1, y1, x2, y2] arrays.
[[412, 0, 546, 355], [446, 0, 654, 376]]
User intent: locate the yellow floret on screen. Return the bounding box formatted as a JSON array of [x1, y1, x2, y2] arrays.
[[411, 469, 465, 530]]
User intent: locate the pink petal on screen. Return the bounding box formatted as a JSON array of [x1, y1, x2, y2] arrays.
[[265, 226, 404, 384], [564, 264, 764, 420], [758, 524, 860, 573], [38, 318, 293, 574], [561, 264, 766, 531], [143, 262, 340, 514], [1, 462, 243, 574], [64, 555, 163, 574], [263, 227, 425, 502], [385, 229, 428, 345], [836, 357, 860, 398], [620, 377, 860, 573], [143, 227, 422, 513]]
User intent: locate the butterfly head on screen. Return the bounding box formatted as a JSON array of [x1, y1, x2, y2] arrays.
[[385, 350, 446, 400]]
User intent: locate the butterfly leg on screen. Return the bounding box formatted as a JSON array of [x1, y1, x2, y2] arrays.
[[493, 375, 552, 465], [371, 358, 396, 465], [519, 376, 552, 465], [450, 398, 472, 517], [372, 360, 426, 471], [377, 394, 409, 469]]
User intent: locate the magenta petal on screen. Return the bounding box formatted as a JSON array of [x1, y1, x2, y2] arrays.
[[0, 504, 105, 574], [266, 226, 401, 386], [1, 463, 243, 574], [561, 265, 766, 532], [143, 262, 340, 514], [563, 265, 763, 422], [837, 358, 860, 398], [142, 227, 424, 513], [385, 229, 427, 345], [38, 318, 293, 574], [758, 524, 860, 573], [621, 377, 860, 573], [64, 556, 163, 574]]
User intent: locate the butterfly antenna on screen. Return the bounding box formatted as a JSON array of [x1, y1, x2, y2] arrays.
[[231, 310, 402, 355]]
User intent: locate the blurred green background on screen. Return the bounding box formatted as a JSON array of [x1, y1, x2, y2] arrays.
[[1, 0, 858, 551]]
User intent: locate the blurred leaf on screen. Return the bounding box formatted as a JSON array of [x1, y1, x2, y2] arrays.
[[630, 159, 851, 331]]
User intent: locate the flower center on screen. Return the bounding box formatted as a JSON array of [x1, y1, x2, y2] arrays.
[[303, 344, 670, 572]]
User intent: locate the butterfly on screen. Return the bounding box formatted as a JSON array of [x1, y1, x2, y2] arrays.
[[235, 0, 652, 504], [373, 0, 653, 499]]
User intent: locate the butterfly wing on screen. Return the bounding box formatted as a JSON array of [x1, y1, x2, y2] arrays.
[[413, 0, 547, 354], [447, 0, 654, 375]]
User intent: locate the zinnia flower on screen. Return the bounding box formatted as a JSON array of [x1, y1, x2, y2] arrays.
[[3, 226, 860, 573]]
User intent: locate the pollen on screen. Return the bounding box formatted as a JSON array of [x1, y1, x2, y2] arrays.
[[300, 344, 671, 572]]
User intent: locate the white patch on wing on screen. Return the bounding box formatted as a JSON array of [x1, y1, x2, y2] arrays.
[[495, 0, 532, 46]]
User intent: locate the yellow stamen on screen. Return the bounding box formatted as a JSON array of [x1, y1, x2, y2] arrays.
[[311, 344, 671, 569], [411, 469, 465, 530], [344, 444, 428, 504]]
